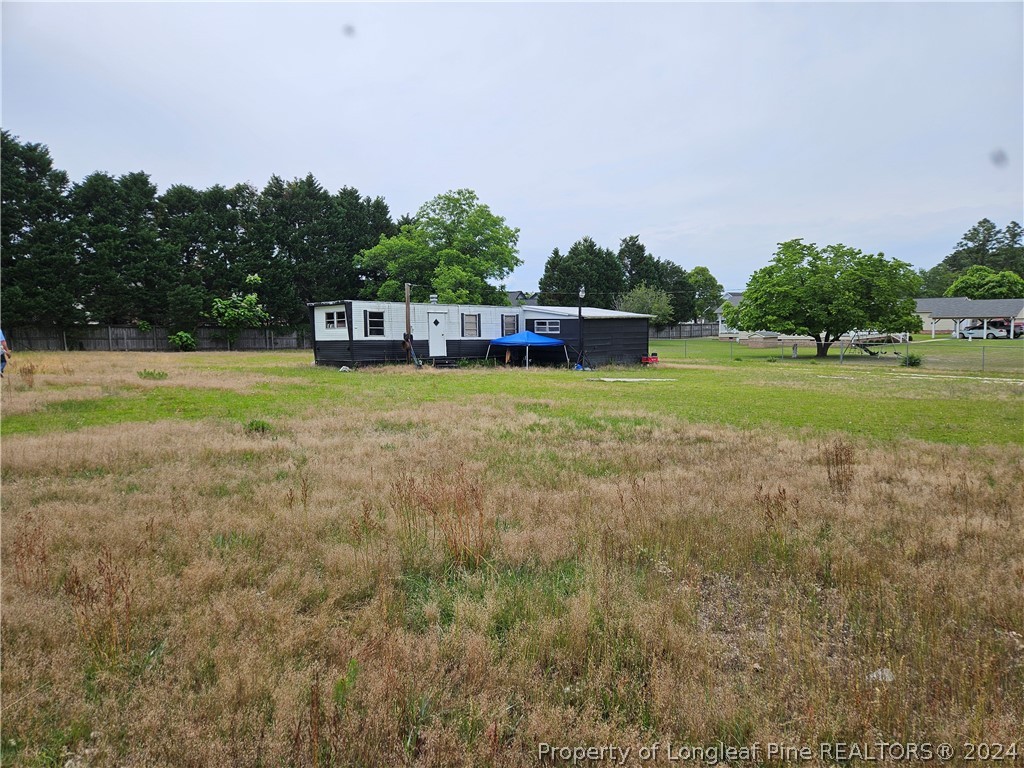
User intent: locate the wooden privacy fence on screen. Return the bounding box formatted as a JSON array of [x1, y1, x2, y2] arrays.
[[8, 326, 312, 352], [649, 322, 719, 339]]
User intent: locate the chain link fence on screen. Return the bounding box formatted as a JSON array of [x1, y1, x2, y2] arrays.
[[649, 338, 1023, 375], [902, 341, 1023, 374]]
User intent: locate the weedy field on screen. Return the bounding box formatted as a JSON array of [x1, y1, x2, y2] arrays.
[[1, 351, 1022, 767]]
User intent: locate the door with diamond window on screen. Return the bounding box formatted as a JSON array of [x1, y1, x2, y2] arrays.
[[428, 312, 447, 357]]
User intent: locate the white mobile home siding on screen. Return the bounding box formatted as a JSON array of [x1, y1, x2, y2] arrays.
[[311, 300, 513, 365], [312, 305, 351, 342]]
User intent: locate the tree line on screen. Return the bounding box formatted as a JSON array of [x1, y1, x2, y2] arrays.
[[918, 219, 1024, 299], [538, 235, 723, 327], [13, 128, 1012, 340], [2, 131, 397, 330], [2, 130, 727, 333]]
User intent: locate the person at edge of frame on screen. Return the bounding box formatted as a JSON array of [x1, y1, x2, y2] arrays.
[[0, 327, 10, 377]]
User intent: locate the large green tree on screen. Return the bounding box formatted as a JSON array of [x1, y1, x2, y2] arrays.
[[252, 174, 342, 324], [616, 283, 674, 327], [165, 183, 260, 289], [724, 240, 922, 357], [356, 224, 435, 302], [356, 189, 519, 304], [617, 235, 664, 292], [0, 131, 80, 326], [70, 171, 175, 324], [538, 237, 624, 309], [612, 235, 706, 322], [688, 266, 725, 323], [1000, 221, 1023, 274], [942, 218, 1024, 276], [249, 175, 396, 324], [335, 186, 398, 268], [944, 265, 1024, 299], [660, 261, 695, 326], [158, 182, 262, 331], [917, 263, 958, 298], [917, 218, 1023, 298]]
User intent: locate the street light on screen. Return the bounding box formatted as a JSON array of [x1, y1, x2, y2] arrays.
[[577, 285, 586, 368]]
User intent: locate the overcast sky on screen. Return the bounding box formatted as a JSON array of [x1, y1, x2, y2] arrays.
[[3, 1, 1022, 292]]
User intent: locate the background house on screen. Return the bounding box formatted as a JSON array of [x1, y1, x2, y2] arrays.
[[506, 291, 539, 307], [915, 298, 1024, 337]]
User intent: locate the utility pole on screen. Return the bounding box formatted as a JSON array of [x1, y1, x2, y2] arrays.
[[404, 282, 412, 363], [405, 283, 412, 336]]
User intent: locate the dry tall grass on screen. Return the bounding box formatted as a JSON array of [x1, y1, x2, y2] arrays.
[[1, 356, 1022, 766]]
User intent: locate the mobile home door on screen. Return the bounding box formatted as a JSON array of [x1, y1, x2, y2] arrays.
[[428, 312, 447, 357]]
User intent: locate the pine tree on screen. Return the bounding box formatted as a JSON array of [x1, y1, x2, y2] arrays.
[[0, 131, 79, 326]]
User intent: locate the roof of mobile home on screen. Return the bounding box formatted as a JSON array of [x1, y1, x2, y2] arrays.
[[307, 299, 651, 319], [523, 305, 651, 319]]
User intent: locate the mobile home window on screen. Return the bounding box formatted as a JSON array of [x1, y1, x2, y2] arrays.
[[325, 310, 346, 329], [364, 311, 385, 337], [534, 320, 560, 334], [462, 313, 481, 338], [502, 314, 519, 336]]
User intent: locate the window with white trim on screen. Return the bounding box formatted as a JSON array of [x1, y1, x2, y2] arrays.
[[325, 310, 346, 330], [502, 314, 519, 336], [364, 311, 385, 336], [534, 320, 560, 334], [462, 313, 481, 337]]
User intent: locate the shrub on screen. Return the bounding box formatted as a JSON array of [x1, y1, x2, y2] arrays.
[[244, 419, 272, 435], [168, 331, 197, 352], [136, 370, 168, 381], [901, 353, 922, 367]]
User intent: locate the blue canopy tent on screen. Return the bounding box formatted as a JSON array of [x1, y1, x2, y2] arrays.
[[485, 330, 569, 368]]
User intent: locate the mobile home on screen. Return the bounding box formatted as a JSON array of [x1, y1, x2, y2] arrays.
[[308, 299, 650, 367]]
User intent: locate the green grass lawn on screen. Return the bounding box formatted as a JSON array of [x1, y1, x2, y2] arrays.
[[650, 336, 1024, 374], [2, 350, 1021, 445]]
